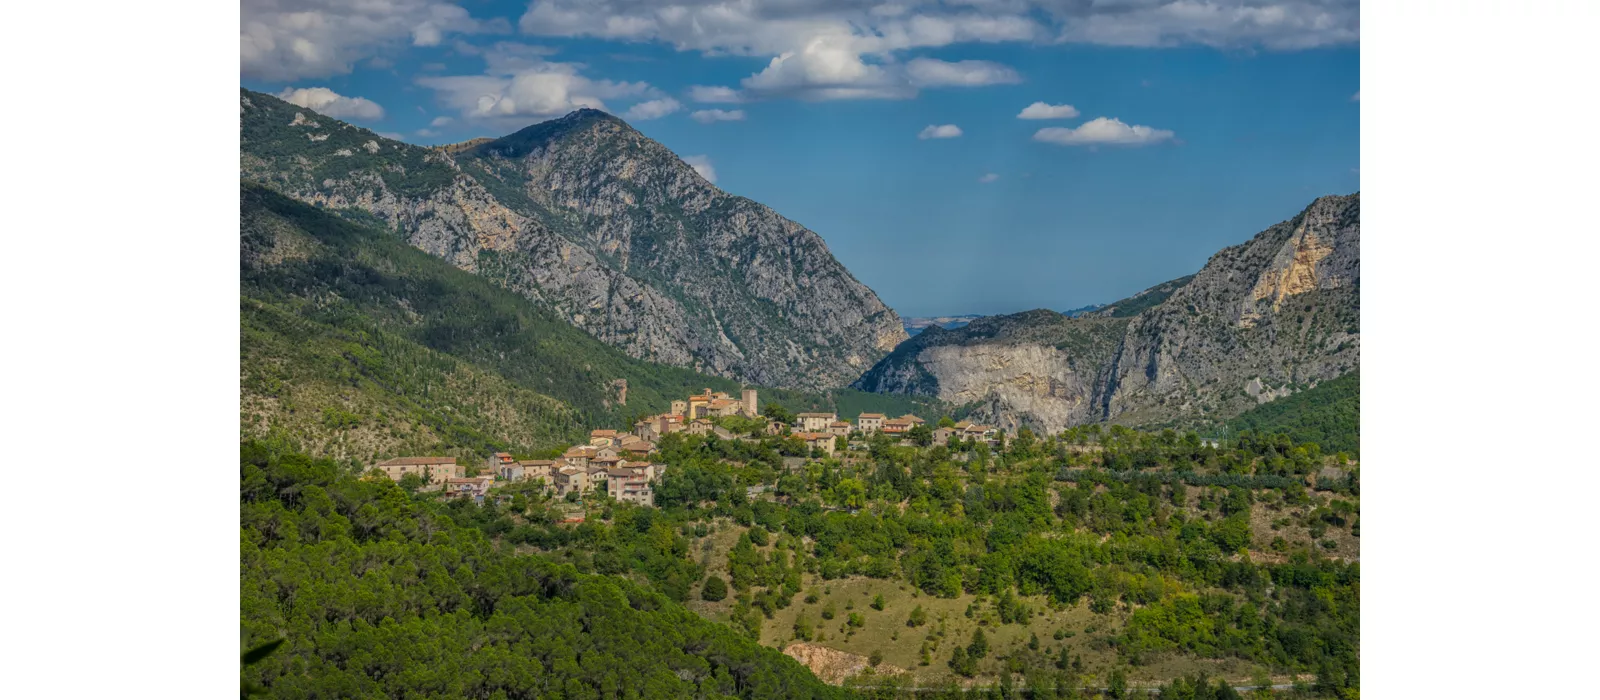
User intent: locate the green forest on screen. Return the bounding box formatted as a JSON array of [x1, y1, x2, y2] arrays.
[[1227, 373, 1359, 456], [240, 441, 851, 699], [268, 420, 1359, 697]]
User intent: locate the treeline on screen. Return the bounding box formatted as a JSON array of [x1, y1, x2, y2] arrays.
[[239, 441, 850, 699], [1227, 372, 1359, 456]]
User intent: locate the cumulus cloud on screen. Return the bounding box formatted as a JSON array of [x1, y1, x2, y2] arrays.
[[978, 173, 1000, 183], [512, 1, 1360, 96], [241, 0, 508, 81], [276, 87, 386, 120], [905, 58, 1021, 87], [682, 154, 717, 183], [1017, 102, 1080, 119], [918, 124, 963, 139], [690, 109, 745, 124], [417, 43, 658, 125], [1033, 117, 1175, 147], [624, 97, 682, 120]]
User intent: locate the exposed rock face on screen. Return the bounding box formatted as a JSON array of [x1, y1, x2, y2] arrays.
[[239, 89, 906, 390], [855, 194, 1360, 432], [782, 643, 908, 686]]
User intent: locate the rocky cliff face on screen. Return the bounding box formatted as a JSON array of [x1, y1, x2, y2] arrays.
[[239, 89, 905, 390], [854, 194, 1360, 432]]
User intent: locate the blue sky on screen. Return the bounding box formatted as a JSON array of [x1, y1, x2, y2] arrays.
[[242, 0, 1359, 317]]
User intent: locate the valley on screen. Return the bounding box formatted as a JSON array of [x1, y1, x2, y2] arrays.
[[239, 101, 1358, 699]]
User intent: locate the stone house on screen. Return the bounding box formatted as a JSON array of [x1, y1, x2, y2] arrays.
[[857, 413, 885, 433], [881, 418, 912, 435], [553, 467, 590, 500], [445, 476, 495, 503], [485, 452, 517, 474], [374, 457, 462, 484], [605, 467, 655, 507], [827, 420, 852, 437], [589, 429, 620, 447], [512, 460, 555, 484], [793, 431, 838, 457], [687, 419, 714, 436], [796, 412, 837, 433]]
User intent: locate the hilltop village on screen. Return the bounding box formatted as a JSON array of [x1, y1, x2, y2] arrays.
[[368, 387, 1000, 514]]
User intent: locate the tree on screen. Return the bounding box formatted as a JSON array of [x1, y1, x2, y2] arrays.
[[701, 575, 728, 602], [869, 650, 883, 667], [908, 424, 934, 447], [938, 416, 956, 428], [871, 593, 886, 611], [949, 647, 974, 677], [907, 605, 927, 627], [397, 472, 424, 493], [793, 614, 813, 641], [1108, 668, 1128, 699], [968, 628, 989, 659], [762, 403, 796, 426]]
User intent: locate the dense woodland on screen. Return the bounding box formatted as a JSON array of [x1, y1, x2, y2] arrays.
[[1226, 373, 1359, 456], [240, 441, 851, 699]]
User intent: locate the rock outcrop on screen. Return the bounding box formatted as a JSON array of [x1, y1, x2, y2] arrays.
[[239, 89, 906, 390], [854, 194, 1360, 432]]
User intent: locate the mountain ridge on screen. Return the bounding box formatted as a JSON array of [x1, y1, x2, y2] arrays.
[[239, 88, 906, 391], [854, 193, 1360, 433]]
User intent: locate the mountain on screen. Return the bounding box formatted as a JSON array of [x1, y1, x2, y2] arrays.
[[239, 89, 906, 391], [853, 194, 1360, 433], [901, 314, 983, 336], [241, 183, 939, 463]]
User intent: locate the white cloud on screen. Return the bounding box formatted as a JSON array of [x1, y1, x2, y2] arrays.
[[978, 173, 1000, 183], [740, 35, 912, 100], [418, 43, 658, 125], [513, 2, 1360, 75], [688, 85, 744, 103], [918, 124, 963, 140], [276, 87, 387, 120], [624, 98, 683, 120], [1032, 117, 1176, 147], [905, 58, 1021, 87], [429, 116, 454, 127], [682, 154, 717, 183], [1052, 1, 1360, 50], [241, 0, 508, 81], [1017, 102, 1080, 119], [690, 109, 745, 124]]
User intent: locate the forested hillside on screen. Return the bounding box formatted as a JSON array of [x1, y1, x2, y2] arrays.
[[239, 441, 849, 699], [1228, 373, 1360, 456], [240, 183, 940, 463], [430, 425, 1360, 695]]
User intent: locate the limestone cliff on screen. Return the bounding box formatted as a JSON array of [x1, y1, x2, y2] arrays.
[[239, 88, 905, 390], [854, 194, 1360, 432]]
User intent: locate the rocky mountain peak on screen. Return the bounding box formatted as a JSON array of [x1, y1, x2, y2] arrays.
[[239, 88, 906, 391]]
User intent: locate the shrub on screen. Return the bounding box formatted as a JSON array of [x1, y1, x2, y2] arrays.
[[701, 575, 728, 602]]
